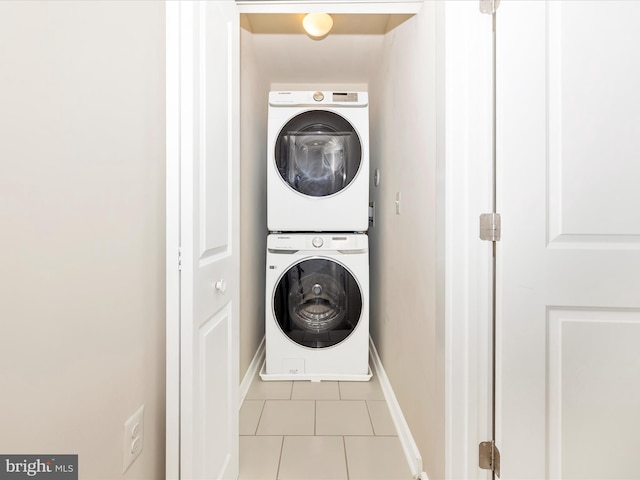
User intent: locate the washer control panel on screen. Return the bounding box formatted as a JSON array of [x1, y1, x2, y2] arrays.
[[268, 234, 367, 252]]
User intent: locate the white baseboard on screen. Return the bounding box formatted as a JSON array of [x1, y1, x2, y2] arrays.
[[369, 337, 428, 480], [239, 336, 266, 406]]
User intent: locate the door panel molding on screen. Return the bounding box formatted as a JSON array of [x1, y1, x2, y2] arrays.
[[198, 306, 231, 478], [546, 1, 640, 246], [547, 308, 640, 478]]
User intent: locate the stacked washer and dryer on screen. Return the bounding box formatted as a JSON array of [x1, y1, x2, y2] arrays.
[[262, 91, 371, 381]]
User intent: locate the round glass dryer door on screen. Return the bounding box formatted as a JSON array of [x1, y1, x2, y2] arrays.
[[275, 110, 362, 197], [273, 258, 363, 348]]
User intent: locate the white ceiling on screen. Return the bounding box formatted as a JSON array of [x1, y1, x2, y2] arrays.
[[242, 13, 412, 34]]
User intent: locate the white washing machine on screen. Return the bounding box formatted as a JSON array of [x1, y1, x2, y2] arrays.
[[261, 233, 371, 381], [267, 91, 369, 232]]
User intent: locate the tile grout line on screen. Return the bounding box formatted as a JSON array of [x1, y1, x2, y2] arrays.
[[343, 435, 350, 480], [364, 399, 376, 436], [275, 435, 284, 480], [253, 399, 266, 436]]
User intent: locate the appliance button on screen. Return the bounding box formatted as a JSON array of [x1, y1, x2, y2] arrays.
[[313, 91, 324, 102], [312, 237, 324, 248]]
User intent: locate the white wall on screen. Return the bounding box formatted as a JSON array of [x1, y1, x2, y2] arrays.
[[369, 3, 445, 478], [239, 24, 270, 380], [0, 2, 166, 478]]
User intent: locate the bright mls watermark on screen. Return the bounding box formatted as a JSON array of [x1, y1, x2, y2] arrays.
[[0, 456, 77, 480]]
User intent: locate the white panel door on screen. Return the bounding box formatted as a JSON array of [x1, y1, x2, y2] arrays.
[[178, 1, 239, 479], [496, 1, 640, 478]]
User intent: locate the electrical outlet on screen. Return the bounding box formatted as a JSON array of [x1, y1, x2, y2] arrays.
[[122, 405, 144, 474]]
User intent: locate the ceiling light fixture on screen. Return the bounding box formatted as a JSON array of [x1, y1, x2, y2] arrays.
[[302, 13, 334, 39]]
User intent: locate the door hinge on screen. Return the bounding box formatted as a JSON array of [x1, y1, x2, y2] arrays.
[[480, 213, 501, 242], [178, 247, 182, 271], [479, 441, 501, 477], [480, 0, 500, 14]]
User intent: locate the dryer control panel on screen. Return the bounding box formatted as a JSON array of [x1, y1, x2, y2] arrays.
[[269, 90, 368, 107], [332, 92, 359, 102], [268, 233, 368, 253]]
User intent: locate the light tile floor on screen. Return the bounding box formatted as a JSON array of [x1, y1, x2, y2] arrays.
[[239, 368, 414, 480]]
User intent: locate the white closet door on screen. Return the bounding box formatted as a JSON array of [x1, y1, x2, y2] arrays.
[[496, 1, 640, 478], [172, 1, 240, 479]]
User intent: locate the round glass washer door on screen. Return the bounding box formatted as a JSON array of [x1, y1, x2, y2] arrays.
[[275, 110, 362, 197], [273, 258, 363, 349]]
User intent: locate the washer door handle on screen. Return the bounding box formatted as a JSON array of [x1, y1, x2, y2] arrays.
[[214, 279, 227, 293]]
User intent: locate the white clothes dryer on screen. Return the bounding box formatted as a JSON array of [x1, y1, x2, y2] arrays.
[[267, 91, 369, 232], [261, 233, 371, 381]]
